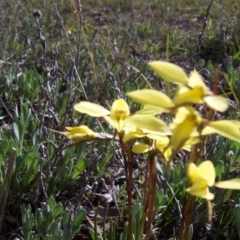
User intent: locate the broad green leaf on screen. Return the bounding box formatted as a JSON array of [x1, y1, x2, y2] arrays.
[[62, 211, 71, 227], [52, 203, 63, 217], [49, 220, 62, 237], [97, 153, 114, 175], [72, 159, 90, 180], [127, 89, 174, 109], [148, 61, 189, 85], [35, 208, 43, 230], [47, 197, 56, 209], [74, 101, 110, 117], [72, 209, 87, 235]]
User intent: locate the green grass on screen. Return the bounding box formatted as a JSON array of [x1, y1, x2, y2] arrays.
[[1, 0, 240, 239]]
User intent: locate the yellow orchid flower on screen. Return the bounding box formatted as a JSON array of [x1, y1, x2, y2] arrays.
[[74, 99, 130, 132], [51, 125, 112, 141], [147, 61, 228, 112], [186, 161, 240, 200], [186, 161, 215, 200], [173, 70, 228, 112], [74, 99, 170, 134]]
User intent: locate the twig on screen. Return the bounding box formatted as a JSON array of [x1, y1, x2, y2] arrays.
[[194, 0, 214, 66]]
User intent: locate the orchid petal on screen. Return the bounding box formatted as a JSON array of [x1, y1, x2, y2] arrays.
[[202, 120, 240, 143], [187, 161, 215, 186], [197, 161, 215, 186], [111, 99, 130, 116], [204, 95, 229, 112], [148, 61, 189, 85], [170, 107, 200, 151], [126, 115, 170, 134], [173, 88, 204, 105], [135, 104, 164, 115], [215, 179, 240, 189], [188, 70, 209, 92], [74, 102, 110, 117], [132, 142, 151, 154], [186, 180, 214, 200], [123, 130, 145, 142], [127, 89, 174, 109]]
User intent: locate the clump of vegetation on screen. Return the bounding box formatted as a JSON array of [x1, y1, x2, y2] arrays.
[[1, 0, 240, 239]]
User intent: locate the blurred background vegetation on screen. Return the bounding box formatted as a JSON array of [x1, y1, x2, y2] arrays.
[[0, 0, 240, 239]]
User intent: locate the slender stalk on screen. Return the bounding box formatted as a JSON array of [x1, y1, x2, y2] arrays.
[[140, 151, 151, 237], [179, 195, 195, 240], [119, 135, 133, 240], [145, 154, 157, 240]]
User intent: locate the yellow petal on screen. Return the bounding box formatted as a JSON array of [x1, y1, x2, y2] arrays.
[[173, 88, 204, 105], [65, 125, 95, 135], [170, 119, 195, 150], [127, 89, 174, 109], [187, 162, 199, 184], [123, 130, 145, 142], [215, 179, 240, 189], [170, 107, 200, 151], [186, 180, 214, 200], [204, 95, 229, 112], [103, 115, 127, 132], [51, 125, 97, 141], [188, 70, 209, 93], [135, 104, 164, 115], [126, 115, 170, 134], [74, 101, 110, 117], [187, 161, 215, 186], [148, 61, 189, 85], [132, 142, 151, 154], [162, 147, 172, 162], [197, 160, 215, 186], [182, 137, 200, 151], [201, 120, 240, 143], [111, 99, 130, 117], [156, 136, 170, 149]]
